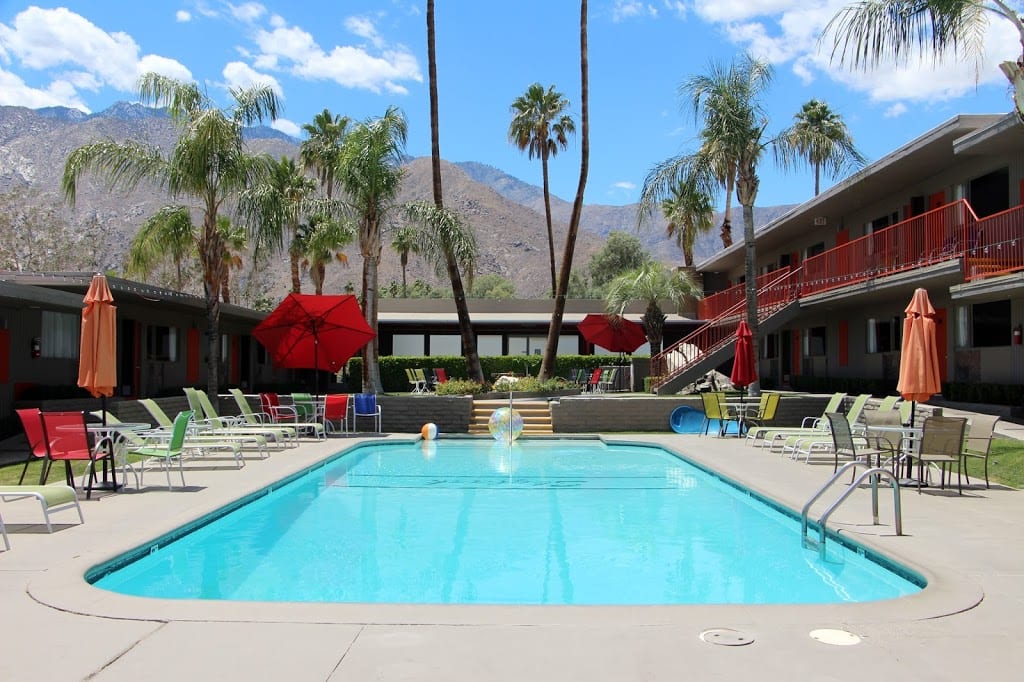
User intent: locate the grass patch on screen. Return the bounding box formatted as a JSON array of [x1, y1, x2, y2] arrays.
[[973, 437, 1024, 489]]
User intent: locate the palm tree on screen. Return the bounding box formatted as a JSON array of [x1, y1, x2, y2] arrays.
[[63, 72, 280, 397], [638, 54, 775, 390], [218, 215, 247, 304], [337, 107, 408, 393], [391, 226, 419, 296], [508, 82, 577, 297], [303, 215, 354, 295], [240, 156, 318, 294], [404, 201, 477, 303], [538, 0, 589, 381], [825, 1, 1024, 122], [300, 109, 349, 200], [125, 205, 196, 290], [604, 262, 701, 355], [777, 99, 866, 196], [425, 0, 485, 384], [660, 179, 715, 266]]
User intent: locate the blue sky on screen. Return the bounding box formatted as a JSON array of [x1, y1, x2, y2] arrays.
[[0, 1, 1018, 209]]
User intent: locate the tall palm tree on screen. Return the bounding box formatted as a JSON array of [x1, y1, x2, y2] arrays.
[[539, 0, 589, 381], [303, 215, 354, 295], [337, 107, 408, 393], [391, 225, 419, 296], [300, 108, 349, 200], [404, 201, 477, 302], [426, 0, 485, 384], [63, 72, 280, 397], [508, 82, 577, 297], [777, 99, 866, 196], [239, 156, 318, 294], [638, 54, 775, 390], [660, 179, 715, 266], [218, 215, 247, 304], [826, 1, 1024, 122], [604, 262, 701, 355]]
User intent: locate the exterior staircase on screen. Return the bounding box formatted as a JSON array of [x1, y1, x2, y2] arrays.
[[469, 399, 553, 435], [650, 267, 802, 395]]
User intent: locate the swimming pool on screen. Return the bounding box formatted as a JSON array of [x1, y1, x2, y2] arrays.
[[91, 438, 921, 605]]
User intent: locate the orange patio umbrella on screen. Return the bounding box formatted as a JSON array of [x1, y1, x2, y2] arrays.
[[897, 288, 941, 430], [78, 274, 118, 420]]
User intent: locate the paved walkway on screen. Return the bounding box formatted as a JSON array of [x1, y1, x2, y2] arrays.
[[0, 425, 1021, 681]]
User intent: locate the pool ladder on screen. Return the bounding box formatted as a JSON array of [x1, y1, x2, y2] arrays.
[[801, 462, 902, 558]]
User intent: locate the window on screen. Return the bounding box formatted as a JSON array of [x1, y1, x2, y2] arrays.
[[761, 334, 777, 359], [427, 334, 461, 356], [803, 326, 827, 356], [145, 325, 178, 362], [806, 242, 825, 258], [41, 311, 79, 359], [971, 299, 1010, 347], [392, 334, 424, 356], [866, 318, 899, 353]]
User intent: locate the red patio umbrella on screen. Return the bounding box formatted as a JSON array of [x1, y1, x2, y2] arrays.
[[253, 294, 376, 397], [577, 314, 647, 353], [77, 273, 117, 423], [730, 320, 757, 395]]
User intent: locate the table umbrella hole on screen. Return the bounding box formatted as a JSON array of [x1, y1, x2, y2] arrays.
[[699, 628, 754, 646]]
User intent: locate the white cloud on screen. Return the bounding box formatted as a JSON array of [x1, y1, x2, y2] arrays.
[[693, 0, 809, 23], [612, 1, 658, 22], [271, 117, 300, 137], [614, 181, 637, 190], [0, 66, 90, 110], [222, 60, 282, 95], [345, 16, 384, 49], [0, 6, 192, 100], [229, 2, 266, 23], [884, 103, 907, 118], [661, 1, 687, 19], [252, 21, 421, 94], [176, 10, 192, 22]]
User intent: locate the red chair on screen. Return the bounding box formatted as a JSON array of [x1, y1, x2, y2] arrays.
[[260, 392, 298, 423], [323, 394, 350, 434], [586, 367, 603, 393], [433, 368, 449, 385], [15, 408, 49, 484], [40, 411, 113, 499]]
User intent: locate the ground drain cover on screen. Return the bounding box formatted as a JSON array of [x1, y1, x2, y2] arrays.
[[699, 628, 754, 646], [809, 628, 861, 646]]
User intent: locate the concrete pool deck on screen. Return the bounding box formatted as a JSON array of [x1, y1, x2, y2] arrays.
[[0, 431, 1020, 681]]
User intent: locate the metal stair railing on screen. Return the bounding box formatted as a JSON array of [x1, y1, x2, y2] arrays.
[[650, 267, 801, 391], [801, 461, 902, 558]]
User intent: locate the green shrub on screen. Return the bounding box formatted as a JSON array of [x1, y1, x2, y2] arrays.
[[435, 378, 488, 395]]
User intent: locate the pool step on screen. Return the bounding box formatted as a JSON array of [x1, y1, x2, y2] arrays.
[[469, 399, 553, 435]]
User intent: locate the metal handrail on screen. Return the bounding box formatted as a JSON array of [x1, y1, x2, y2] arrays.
[[801, 462, 902, 557]]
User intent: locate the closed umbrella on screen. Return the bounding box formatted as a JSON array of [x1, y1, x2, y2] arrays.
[[77, 273, 117, 422], [729, 321, 757, 395], [896, 288, 942, 479], [253, 294, 376, 398], [577, 314, 646, 353]]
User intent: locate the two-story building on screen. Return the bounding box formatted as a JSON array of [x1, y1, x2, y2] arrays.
[[654, 112, 1024, 396]]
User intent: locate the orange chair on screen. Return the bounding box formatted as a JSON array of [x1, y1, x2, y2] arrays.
[[39, 411, 113, 499], [15, 408, 49, 485], [586, 367, 603, 393], [433, 368, 449, 384], [324, 394, 350, 434]]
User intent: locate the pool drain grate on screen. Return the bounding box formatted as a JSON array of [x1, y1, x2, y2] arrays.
[[699, 628, 754, 646], [809, 628, 861, 646]]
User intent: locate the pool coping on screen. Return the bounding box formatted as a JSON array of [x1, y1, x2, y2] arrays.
[[23, 433, 985, 628]]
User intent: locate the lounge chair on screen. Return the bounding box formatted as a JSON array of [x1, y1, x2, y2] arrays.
[[782, 394, 873, 459], [0, 483, 84, 547], [184, 388, 295, 445], [405, 368, 425, 393], [961, 414, 1000, 489], [136, 399, 268, 459], [745, 392, 846, 447], [230, 388, 320, 443]]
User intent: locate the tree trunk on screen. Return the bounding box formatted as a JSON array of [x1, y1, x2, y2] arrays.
[[200, 212, 225, 397], [721, 173, 735, 248], [541, 152, 557, 296], [540, 0, 588, 381], [737, 164, 759, 396]]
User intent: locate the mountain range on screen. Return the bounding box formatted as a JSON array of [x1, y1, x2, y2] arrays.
[[0, 102, 794, 299]]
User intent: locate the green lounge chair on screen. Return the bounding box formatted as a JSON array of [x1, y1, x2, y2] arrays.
[[783, 394, 873, 460], [133, 400, 265, 461], [230, 388, 324, 440], [288, 392, 326, 439], [184, 388, 295, 446], [745, 392, 846, 447], [0, 483, 84, 547], [123, 410, 193, 490]]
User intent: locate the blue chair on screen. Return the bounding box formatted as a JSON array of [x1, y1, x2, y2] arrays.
[[353, 394, 382, 433]]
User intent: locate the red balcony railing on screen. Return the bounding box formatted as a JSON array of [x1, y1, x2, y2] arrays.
[[800, 201, 976, 297], [964, 204, 1024, 280], [698, 267, 794, 319]]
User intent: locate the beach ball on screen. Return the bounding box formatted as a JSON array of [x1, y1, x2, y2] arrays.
[[488, 407, 524, 442], [421, 422, 438, 440]]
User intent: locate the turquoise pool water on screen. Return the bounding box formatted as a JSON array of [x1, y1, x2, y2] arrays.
[[91, 439, 921, 605]]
